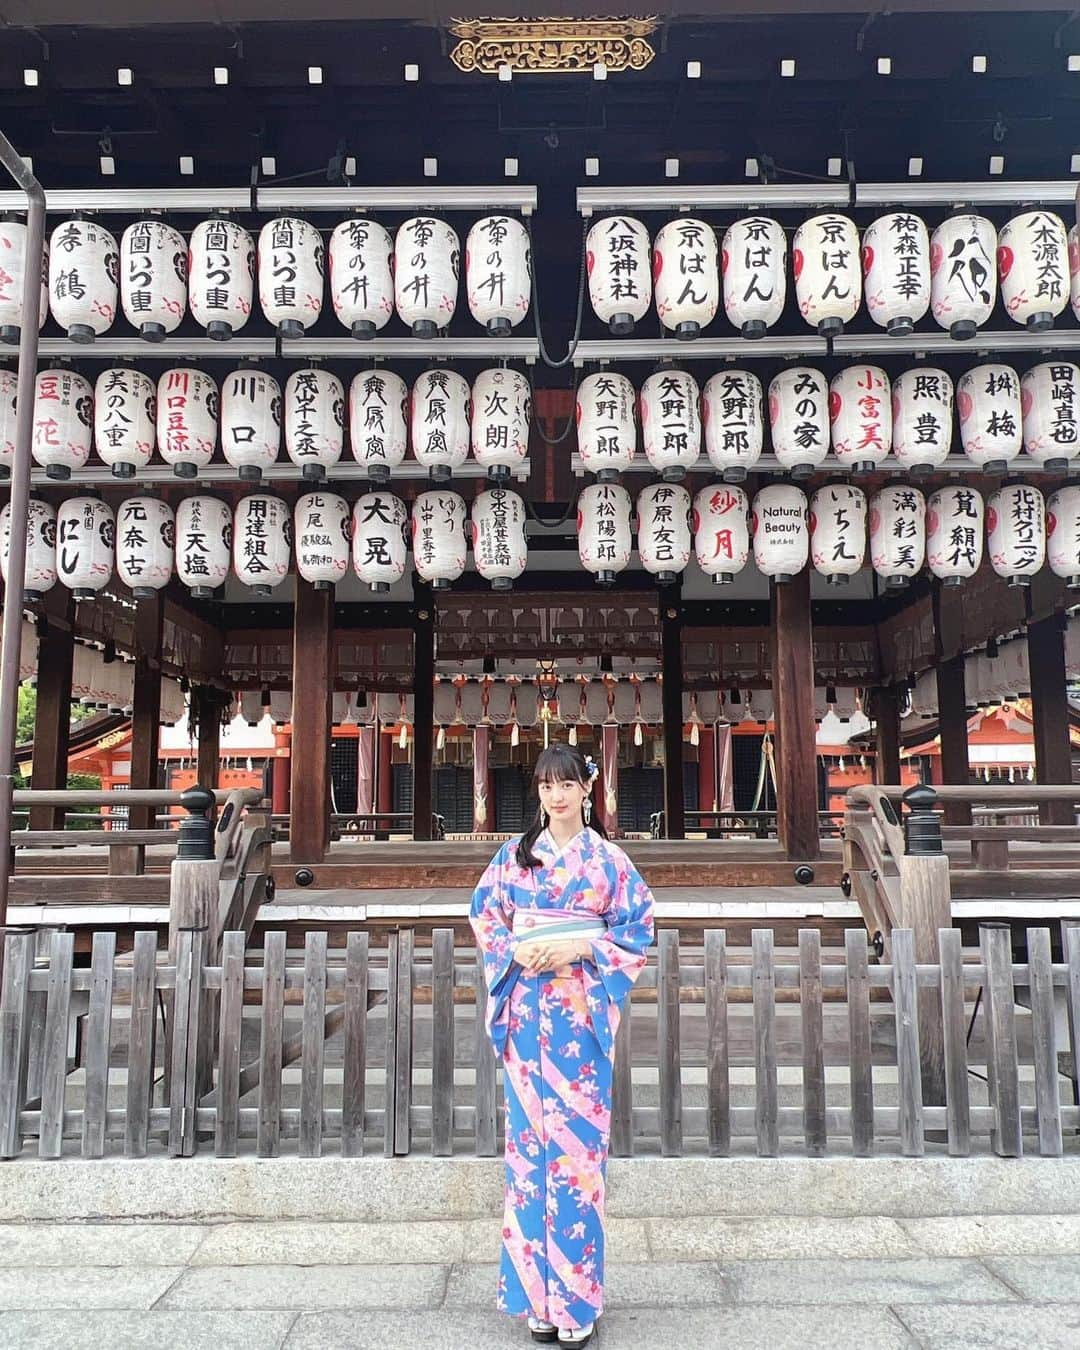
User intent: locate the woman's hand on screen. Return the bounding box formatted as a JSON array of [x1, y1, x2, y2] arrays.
[[515, 936, 592, 975]]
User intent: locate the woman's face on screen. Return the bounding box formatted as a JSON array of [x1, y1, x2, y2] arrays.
[[538, 774, 587, 824]]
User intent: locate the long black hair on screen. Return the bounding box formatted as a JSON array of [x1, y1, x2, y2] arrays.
[[515, 741, 607, 870]]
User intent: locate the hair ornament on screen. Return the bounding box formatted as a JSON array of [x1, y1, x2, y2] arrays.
[[584, 754, 600, 784]]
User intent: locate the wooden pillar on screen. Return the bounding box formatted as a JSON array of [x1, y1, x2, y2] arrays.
[[1027, 614, 1074, 825], [377, 727, 393, 814], [871, 685, 903, 787], [698, 725, 717, 828], [473, 724, 491, 833], [28, 591, 75, 830], [127, 593, 164, 832], [271, 733, 290, 816], [412, 586, 435, 841], [194, 687, 222, 792], [289, 578, 333, 863], [935, 654, 972, 825], [771, 570, 819, 860], [660, 598, 685, 840]]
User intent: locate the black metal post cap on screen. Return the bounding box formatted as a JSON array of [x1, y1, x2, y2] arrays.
[[177, 783, 215, 860], [902, 783, 943, 855]]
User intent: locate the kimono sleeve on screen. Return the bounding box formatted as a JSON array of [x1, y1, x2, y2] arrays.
[[583, 851, 656, 1055], [469, 840, 521, 1056]]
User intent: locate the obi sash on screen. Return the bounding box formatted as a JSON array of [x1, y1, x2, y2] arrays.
[[513, 908, 607, 944]]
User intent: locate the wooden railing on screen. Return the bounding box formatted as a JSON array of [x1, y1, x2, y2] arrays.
[[650, 809, 845, 840]]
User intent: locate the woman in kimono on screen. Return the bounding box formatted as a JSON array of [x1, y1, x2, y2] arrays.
[[470, 742, 655, 1346]]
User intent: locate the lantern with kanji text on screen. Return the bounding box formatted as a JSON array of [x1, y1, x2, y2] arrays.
[[702, 369, 762, 481], [653, 217, 719, 340], [869, 485, 925, 588], [0, 498, 56, 600], [927, 485, 983, 585], [350, 369, 408, 482], [0, 368, 15, 476], [471, 487, 528, 590], [930, 213, 997, 339], [861, 212, 930, 336], [637, 482, 691, 584], [471, 367, 531, 482], [294, 491, 350, 590], [284, 367, 344, 481], [987, 483, 1045, 586], [156, 367, 218, 478], [411, 368, 470, 481], [115, 496, 174, 599], [56, 496, 114, 599], [221, 367, 281, 480], [1021, 362, 1080, 471], [411, 490, 467, 588], [353, 491, 408, 592], [892, 367, 953, 473], [394, 217, 459, 337], [93, 366, 155, 479], [1047, 485, 1080, 588], [769, 366, 828, 477], [721, 216, 786, 338], [0, 218, 47, 344], [576, 372, 636, 481], [120, 219, 186, 341], [258, 217, 324, 338], [640, 368, 700, 480], [329, 218, 395, 339], [466, 215, 531, 336], [48, 218, 118, 343], [233, 494, 291, 596], [175, 495, 231, 598], [792, 213, 861, 335], [188, 217, 254, 340], [829, 365, 891, 474], [958, 363, 1022, 473], [997, 210, 1069, 332], [31, 368, 93, 479], [586, 215, 651, 335], [810, 484, 867, 584], [693, 483, 749, 584], [577, 482, 632, 586]]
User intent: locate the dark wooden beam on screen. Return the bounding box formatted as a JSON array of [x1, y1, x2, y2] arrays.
[[28, 591, 75, 831], [1027, 614, 1074, 826], [660, 594, 685, 840], [289, 579, 333, 863], [194, 686, 222, 792], [871, 685, 902, 787], [935, 655, 972, 825], [771, 570, 819, 861], [127, 594, 164, 832], [412, 584, 435, 842]]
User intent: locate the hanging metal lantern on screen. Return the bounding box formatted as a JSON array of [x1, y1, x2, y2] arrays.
[[294, 491, 350, 590], [576, 371, 636, 481], [329, 218, 394, 339], [466, 215, 531, 336], [1021, 361, 1080, 471], [636, 482, 691, 584], [115, 496, 174, 599], [0, 368, 15, 477], [997, 210, 1069, 332], [930, 213, 997, 339], [693, 483, 750, 585], [958, 363, 1021, 473], [188, 217, 255, 340], [640, 368, 701, 480], [353, 491, 408, 593], [471, 367, 531, 482], [56, 496, 114, 599], [752, 483, 808, 582], [891, 367, 953, 473], [869, 485, 926, 588], [93, 366, 155, 479], [792, 213, 861, 335], [412, 489, 467, 588], [175, 495, 231, 598], [809, 484, 867, 584], [721, 216, 786, 339], [120, 219, 186, 342], [927, 485, 984, 585], [0, 218, 48, 344], [31, 368, 93, 479], [769, 366, 828, 477], [233, 494, 291, 596], [257, 217, 324, 338], [586, 215, 651, 335], [349, 369, 408, 483], [0, 498, 56, 600], [702, 369, 763, 481], [1047, 485, 1080, 588], [394, 217, 459, 337], [653, 217, 719, 340], [156, 367, 218, 478], [861, 212, 930, 336], [471, 487, 528, 590], [48, 218, 118, 343], [221, 367, 281, 481], [577, 482, 632, 585], [411, 368, 470, 482], [284, 368, 344, 481], [987, 483, 1045, 587], [829, 365, 891, 474]]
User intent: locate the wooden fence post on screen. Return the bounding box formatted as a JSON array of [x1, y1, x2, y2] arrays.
[[899, 785, 949, 1111], [0, 931, 34, 1158], [979, 922, 1022, 1158]]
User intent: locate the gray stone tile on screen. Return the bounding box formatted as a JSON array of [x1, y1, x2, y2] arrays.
[[0, 1311, 298, 1350], [597, 1305, 916, 1350], [894, 1302, 1080, 1350], [285, 1310, 527, 1349], [904, 1215, 1080, 1257], [458, 1217, 650, 1264], [192, 1219, 467, 1266], [722, 1257, 1017, 1305], [982, 1254, 1080, 1301], [646, 1216, 918, 1261], [157, 1262, 448, 1311], [445, 1261, 730, 1308], [0, 1265, 184, 1311], [0, 1222, 206, 1267]]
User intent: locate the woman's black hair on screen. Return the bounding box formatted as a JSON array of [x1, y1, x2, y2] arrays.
[[515, 741, 607, 870]]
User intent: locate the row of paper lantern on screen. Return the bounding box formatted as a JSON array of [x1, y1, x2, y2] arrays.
[[588, 209, 1078, 340], [8, 365, 531, 482], [0, 214, 530, 344]]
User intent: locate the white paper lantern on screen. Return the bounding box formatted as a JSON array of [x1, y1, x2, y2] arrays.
[[0, 219, 47, 344], [349, 369, 408, 483], [1021, 362, 1080, 471], [412, 490, 467, 588], [1047, 485, 1080, 587], [752, 483, 808, 581], [577, 482, 632, 585], [891, 367, 953, 473], [702, 370, 763, 481], [31, 368, 93, 479], [120, 219, 186, 341], [958, 364, 1022, 472], [233, 494, 291, 595], [721, 216, 786, 338], [769, 367, 828, 476], [258, 217, 324, 338], [869, 485, 925, 588], [394, 217, 459, 337], [637, 482, 691, 584], [48, 218, 118, 342], [115, 497, 174, 598], [294, 491, 350, 590], [156, 367, 218, 478], [693, 483, 750, 584], [1070, 225, 1080, 325], [861, 212, 930, 336], [471, 367, 531, 481], [930, 214, 997, 339], [653, 218, 719, 339], [576, 372, 636, 481], [56, 496, 114, 598], [411, 368, 470, 481], [987, 483, 1045, 586], [586, 215, 651, 335], [92, 367, 155, 480], [810, 484, 867, 584], [284, 368, 344, 481], [175, 495, 231, 598], [792, 213, 861, 335], [640, 368, 701, 480], [220, 368, 280, 480], [188, 217, 255, 340], [997, 210, 1069, 332], [927, 485, 984, 585], [0, 368, 15, 476], [466, 216, 531, 335], [329, 218, 394, 339], [471, 487, 528, 590], [0, 498, 56, 600], [353, 491, 408, 592], [829, 365, 891, 473]]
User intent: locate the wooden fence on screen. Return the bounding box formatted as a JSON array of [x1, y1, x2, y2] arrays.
[[1, 923, 1078, 1160]]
